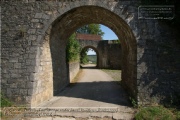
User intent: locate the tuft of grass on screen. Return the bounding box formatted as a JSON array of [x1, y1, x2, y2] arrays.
[[0, 93, 13, 107], [129, 97, 138, 108], [0, 93, 13, 118], [135, 106, 176, 120], [176, 111, 180, 120]]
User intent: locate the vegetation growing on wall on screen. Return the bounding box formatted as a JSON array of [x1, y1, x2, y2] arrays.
[[66, 33, 81, 63]]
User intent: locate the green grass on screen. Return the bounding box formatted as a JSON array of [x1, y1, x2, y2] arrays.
[[0, 93, 13, 118], [135, 106, 176, 120], [176, 111, 180, 120], [0, 93, 13, 107]]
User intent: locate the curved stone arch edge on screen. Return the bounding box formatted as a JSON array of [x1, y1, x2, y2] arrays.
[[32, 2, 142, 106]]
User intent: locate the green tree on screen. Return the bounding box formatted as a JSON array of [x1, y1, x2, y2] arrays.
[[66, 33, 81, 62], [77, 24, 104, 36]]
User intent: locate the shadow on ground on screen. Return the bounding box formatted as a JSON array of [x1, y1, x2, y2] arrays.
[[55, 81, 131, 107]]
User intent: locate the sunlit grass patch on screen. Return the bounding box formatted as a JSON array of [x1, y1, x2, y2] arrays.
[[135, 106, 176, 120]]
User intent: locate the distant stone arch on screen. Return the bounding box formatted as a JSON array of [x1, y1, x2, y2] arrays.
[[80, 46, 99, 67]]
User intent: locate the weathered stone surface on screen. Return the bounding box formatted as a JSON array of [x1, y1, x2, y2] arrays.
[[1, 0, 179, 108], [69, 62, 80, 82]]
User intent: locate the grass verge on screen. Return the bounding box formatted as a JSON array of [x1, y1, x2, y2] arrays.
[[135, 106, 178, 120]]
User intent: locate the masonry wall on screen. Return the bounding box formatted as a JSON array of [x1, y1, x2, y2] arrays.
[[1, 0, 180, 107], [69, 62, 80, 83], [98, 41, 122, 69], [137, 21, 180, 106]]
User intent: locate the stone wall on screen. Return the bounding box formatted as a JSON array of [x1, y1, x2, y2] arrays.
[[98, 40, 121, 69], [78, 40, 122, 69], [137, 21, 180, 106], [1, 0, 179, 107], [68, 62, 80, 83]]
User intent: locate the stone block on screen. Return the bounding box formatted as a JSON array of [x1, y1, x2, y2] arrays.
[[35, 23, 43, 29], [3, 74, 11, 79], [10, 83, 17, 89], [29, 54, 36, 59], [34, 13, 43, 19], [20, 89, 28, 95], [7, 88, 12, 96], [26, 82, 34, 89], [36, 35, 42, 43], [28, 89, 34, 95], [9, 58, 18, 62], [28, 29, 36, 34], [17, 81, 26, 88], [25, 96, 32, 103], [11, 89, 19, 95], [14, 63, 21, 68], [11, 73, 21, 78], [42, 14, 50, 20], [31, 19, 39, 23], [29, 35, 36, 40]]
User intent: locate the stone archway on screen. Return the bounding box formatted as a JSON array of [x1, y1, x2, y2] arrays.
[[80, 46, 99, 68], [46, 5, 137, 106]]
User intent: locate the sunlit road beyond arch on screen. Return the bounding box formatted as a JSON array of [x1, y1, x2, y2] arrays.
[[39, 65, 131, 108]]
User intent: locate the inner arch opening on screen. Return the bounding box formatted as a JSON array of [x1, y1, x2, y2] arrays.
[[80, 46, 98, 69]]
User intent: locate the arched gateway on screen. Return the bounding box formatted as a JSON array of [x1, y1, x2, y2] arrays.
[[1, 0, 179, 107]]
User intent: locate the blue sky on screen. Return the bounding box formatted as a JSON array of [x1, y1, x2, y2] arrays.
[[101, 25, 118, 40], [87, 24, 118, 55]]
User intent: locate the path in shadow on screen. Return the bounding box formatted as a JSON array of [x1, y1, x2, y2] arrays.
[[56, 81, 131, 107]]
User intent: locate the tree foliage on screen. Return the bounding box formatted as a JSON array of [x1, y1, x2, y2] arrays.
[[77, 24, 104, 36], [66, 33, 81, 62]]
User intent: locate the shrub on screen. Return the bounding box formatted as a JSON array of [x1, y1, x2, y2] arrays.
[[66, 33, 81, 62]]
